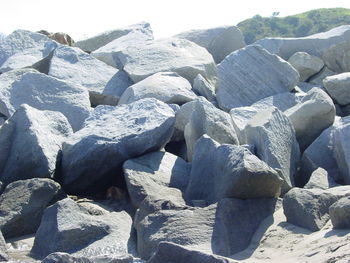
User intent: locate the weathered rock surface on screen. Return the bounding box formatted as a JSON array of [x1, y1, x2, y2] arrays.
[[217, 45, 299, 111], [61, 98, 175, 194], [333, 118, 350, 184], [322, 40, 350, 73], [0, 230, 8, 262], [175, 25, 245, 63], [118, 72, 196, 105], [172, 100, 196, 141], [192, 74, 217, 103], [323, 73, 350, 106], [0, 178, 63, 238], [41, 252, 133, 263], [329, 196, 350, 229], [288, 52, 324, 82], [0, 104, 72, 184], [0, 68, 91, 131], [304, 168, 339, 190]]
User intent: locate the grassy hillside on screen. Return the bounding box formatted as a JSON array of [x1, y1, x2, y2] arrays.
[[237, 8, 350, 44]]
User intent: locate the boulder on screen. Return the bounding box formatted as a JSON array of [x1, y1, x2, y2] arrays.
[[0, 231, 8, 262], [31, 198, 133, 259], [113, 37, 217, 85], [322, 40, 350, 73], [287, 52, 324, 82], [0, 29, 57, 73], [217, 45, 299, 111], [283, 186, 350, 231], [304, 168, 339, 190], [184, 97, 238, 161], [60, 98, 175, 194], [0, 104, 73, 184], [329, 196, 350, 229], [0, 68, 91, 131], [192, 74, 217, 103], [0, 178, 63, 238], [123, 151, 190, 207], [175, 25, 245, 63], [74, 22, 153, 52], [244, 107, 300, 192], [323, 73, 350, 106], [41, 252, 133, 263], [172, 100, 196, 141], [118, 72, 196, 105], [186, 135, 282, 204], [333, 119, 350, 184], [285, 88, 335, 151], [308, 66, 336, 86]]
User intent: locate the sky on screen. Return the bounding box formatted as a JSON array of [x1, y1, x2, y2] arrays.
[[1, 0, 350, 40]]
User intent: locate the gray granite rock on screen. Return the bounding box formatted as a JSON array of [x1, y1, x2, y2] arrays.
[[0, 230, 8, 262], [304, 168, 339, 190], [308, 66, 336, 86], [323, 73, 350, 106], [322, 40, 350, 73], [333, 118, 350, 184], [172, 100, 196, 142], [288, 52, 324, 82], [41, 252, 133, 263], [329, 196, 350, 229], [192, 74, 217, 103]]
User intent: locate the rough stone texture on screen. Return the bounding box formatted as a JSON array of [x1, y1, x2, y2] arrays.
[[0, 178, 63, 238], [0, 104, 73, 184], [41, 252, 133, 263], [322, 40, 350, 73], [186, 135, 282, 204], [288, 52, 324, 82], [308, 66, 336, 86], [283, 186, 350, 231], [217, 45, 299, 111], [118, 72, 196, 105], [244, 107, 300, 192], [184, 97, 239, 161], [113, 37, 217, 85], [75, 22, 153, 52], [285, 88, 335, 151], [333, 118, 350, 184], [255, 25, 350, 60], [304, 168, 339, 190], [31, 198, 133, 259], [123, 151, 190, 208], [329, 196, 350, 229], [61, 98, 175, 194], [0, 230, 8, 262], [172, 100, 196, 142], [323, 73, 350, 106], [192, 74, 217, 103], [0, 29, 57, 73], [175, 25, 245, 63], [0, 68, 91, 131]]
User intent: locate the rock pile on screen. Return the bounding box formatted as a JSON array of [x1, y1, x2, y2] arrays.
[[0, 23, 350, 263]]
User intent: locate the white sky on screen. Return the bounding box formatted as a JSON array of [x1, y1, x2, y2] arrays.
[[1, 0, 350, 40]]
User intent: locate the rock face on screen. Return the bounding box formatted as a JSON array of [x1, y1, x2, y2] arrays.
[[172, 100, 196, 142], [0, 68, 91, 131], [175, 25, 246, 63], [118, 72, 196, 105], [41, 253, 133, 263], [31, 198, 133, 259], [60, 98, 175, 194], [329, 196, 350, 229], [123, 151, 190, 207], [192, 74, 217, 103], [322, 40, 350, 73], [0, 104, 73, 184], [217, 45, 299, 111], [113, 37, 217, 85], [304, 168, 339, 190], [287, 52, 324, 81], [323, 73, 350, 106], [0, 230, 8, 262], [333, 119, 350, 184], [0, 178, 63, 238]]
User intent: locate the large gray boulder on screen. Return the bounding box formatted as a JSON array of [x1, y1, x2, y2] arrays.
[[333, 118, 350, 184], [285, 88, 335, 151], [0, 231, 8, 262], [184, 98, 239, 161], [0, 29, 57, 73], [256, 25, 350, 60], [0, 104, 73, 184], [32, 198, 133, 259], [113, 37, 217, 85], [322, 40, 350, 73], [123, 151, 190, 208], [175, 25, 245, 63], [41, 253, 133, 263], [0, 69, 91, 131], [329, 196, 350, 229], [74, 22, 153, 52], [118, 72, 196, 105], [217, 45, 299, 111], [323, 73, 350, 106], [287, 52, 324, 82], [172, 100, 196, 142], [244, 107, 300, 192], [304, 168, 339, 190], [61, 98, 175, 194], [192, 74, 217, 104], [0, 178, 63, 238]]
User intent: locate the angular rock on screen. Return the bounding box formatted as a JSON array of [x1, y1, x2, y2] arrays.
[[333, 119, 350, 184], [323, 73, 350, 106], [285, 88, 335, 151], [172, 100, 196, 142], [41, 252, 133, 263], [0, 230, 8, 262], [61, 98, 175, 194], [123, 151, 190, 207], [184, 97, 238, 161], [308, 66, 336, 86], [192, 74, 217, 103], [0, 178, 63, 238], [244, 107, 300, 192], [329, 196, 350, 229], [118, 72, 196, 105], [217, 45, 299, 111], [322, 40, 350, 73], [0, 104, 73, 184], [175, 25, 245, 63], [114, 37, 217, 85], [32, 198, 133, 259], [186, 135, 282, 204], [288, 52, 324, 82], [304, 168, 339, 190], [0, 68, 91, 131]]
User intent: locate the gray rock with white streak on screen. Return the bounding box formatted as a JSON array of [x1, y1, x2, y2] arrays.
[[0, 105, 72, 184], [288, 52, 324, 82], [61, 98, 175, 194], [217, 45, 299, 111], [323, 73, 350, 106], [329, 196, 350, 229], [304, 168, 339, 190], [322, 40, 350, 73], [192, 74, 217, 103]]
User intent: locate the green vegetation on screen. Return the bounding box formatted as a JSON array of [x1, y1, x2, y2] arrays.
[[237, 8, 350, 44]]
